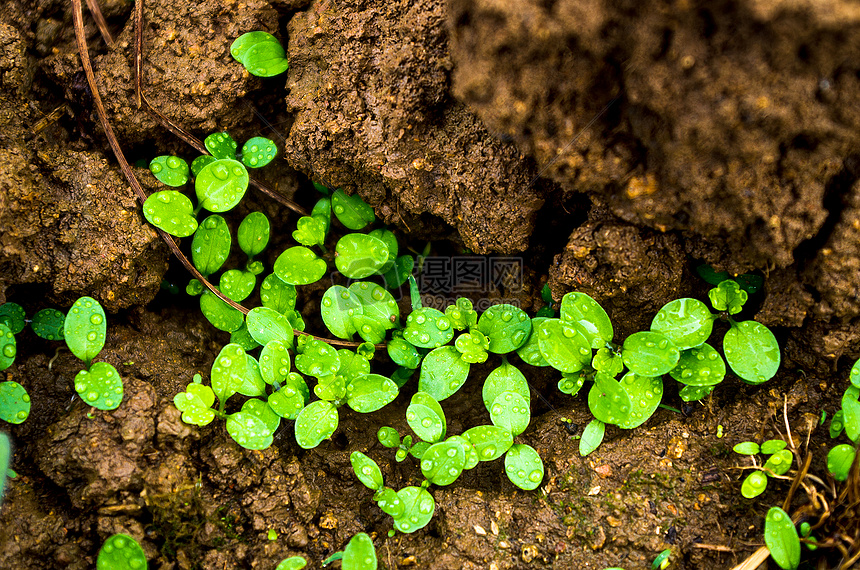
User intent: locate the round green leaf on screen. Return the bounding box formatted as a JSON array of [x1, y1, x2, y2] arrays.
[[403, 307, 455, 349], [203, 132, 237, 160], [173, 383, 216, 426], [591, 347, 624, 377], [64, 296, 106, 364], [350, 281, 399, 331], [377, 426, 401, 448], [463, 425, 513, 462], [420, 440, 466, 486], [237, 211, 270, 257], [210, 344, 247, 403], [295, 339, 340, 379], [335, 234, 389, 279], [558, 371, 585, 396], [274, 246, 327, 285], [192, 215, 231, 276], [294, 400, 338, 449], [454, 331, 490, 364], [246, 307, 294, 347], [267, 373, 308, 420], [616, 373, 663, 429], [195, 158, 248, 212], [331, 188, 375, 230], [230, 323, 259, 351], [275, 557, 307, 570], [709, 280, 748, 315], [190, 155, 215, 177], [292, 215, 326, 248], [477, 304, 531, 354], [761, 439, 788, 454], [143, 191, 198, 237], [149, 155, 189, 187], [320, 285, 362, 339], [588, 372, 632, 426], [650, 298, 714, 350], [368, 228, 398, 272], [406, 391, 446, 443], [382, 255, 415, 289], [240, 40, 289, 77], [260, 273, 297, 314], [346, 374, 398, 413], [231, 31, 280, 63], [579, 418, 605, 456], [226, 409, 276, 450], [0, 303, 25, 334], [96, 534, 148, 570], [75, 362, 123, 410], [446, 298, 478, 331], [0, 381, 30, 424], [219, 269, 256, 302], [851, 357, 860, 388], [418, 346, 470, 401], [392, 487, 434, 534], [621, 331, 680, 377], [764, 507, 800, 570], [240, 137, 277, 168], [0, 324, 15, 371], [827, 444, 856, 482], [259, 340, 292, 385], [733, 441, 761, 455], [343, 532, 377, 570], [504, 444, 544, 490], [31, 308, 65, 340], [841, 386, 860, 442], [741, 471, 768, 498], [763, 449, 793, 476], [482, 361, 529, 412], [387, 337, 421, 369], [351, 451, 384, 491], [312, 196, 332, 234], [489, 391, 530, 436], [559, 292, 614, 348], [723, 320, 780, 384], [199, 290, 244, 332], [516, 317, 549, 367], [669, 343, 726, 386], [375, 487, 405, 518], [679, 383, 714, 402], [536, 318, 592, 373]]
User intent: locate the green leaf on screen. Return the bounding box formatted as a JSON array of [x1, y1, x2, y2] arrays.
[[195, 158, 248, 212], [236, 36, 289, 77], [559, 292, 613, 348], [246, 307, 294, 347], [477, 304, 531, 354], [830, 409, 845, 438], [231, 31, 280, 63], [312, 196, 332, 237], [420, 439, 466, 486], [709, 280, 748, 315], [368, 229, 398, 270], [320, 285, 362, 339], [826, 444, 856, 482], [75, 362, 123, 410], [260, 273, 297, 314], [0, 433, 9, 504], [295, 339, 340, 379], [30, 308, 65, 340], [346, 374, 398, 413], [219, 269, 256, 302], [64, 296, 106, 364], [504, 444, 544, 490], [335, 234, 389, 279], [149, 155, 189, 186], [199, 290, 244, 332], [190, 155, 215, 177], [462, 425, 512, 461], [740, 471, 768, 498], [275, 557, 307, 570], [331, 189, 375, 230], [621, 331, 680, 377], [292, 216, 327, 248], [337, 349, 371, 383], [723, 321, 780, 384], [375, 487, 404, 518], [295, 400, 339, 449], [192, 215, 231, 276], [406, 392, 446, 443], [274, 246, 327, 285], [404, 307, 454, 349], [418, 346, 470, 401], [851, 357, 860, 388], [679, 384, 714, 402], [173, 382, 216, 426], [186, 279, 204, 296], [482, 361, 529, 412], [763, 450, 793, 476], [616, 373, 663, 429], [454, 331, 489, 364], [449, 434, 479, 470], [516, 317, 549, 367], [591, 347, 623, 377], [558, 371, 585, 395], [377, 426, 401, 448], [696, 263, 730, 286], [226, 400, 279, 450], [229, 323, 259, 351], [489, 391, 530, 436], [392, 486, 434, 534], [240, 137, 277, 168], [0, 303, 25, 334], [764, 507, 800, 570], [204, 132, 238, 159], [387, 337, 421, 369], [237, 211, 270, 257], [842, 386, 860, 442], [96, 534, 148, 570], [143, 191, 198, 237], [733, 441, 761, 455], [342, 532, 377, 570], [588, 372, 632, 425], [579, 419, 605, 456], [259, 340, 292, 385], [210, 344, 247, 404], [760, 439, 788, 454], [0, 324, 15, 371], [669, 343, 726, 386], [650, 298, 714, 350], [267, 373, 308, 420], [0, 381, 30, 424], [536, 318, 592, 373]]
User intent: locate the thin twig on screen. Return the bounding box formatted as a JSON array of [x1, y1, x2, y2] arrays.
[[84, 0, 114, 47]]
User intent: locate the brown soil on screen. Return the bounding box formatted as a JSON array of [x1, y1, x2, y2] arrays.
[[0, 0, 858, 569]]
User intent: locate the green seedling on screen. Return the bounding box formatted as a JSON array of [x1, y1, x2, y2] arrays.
[[240, 137, 277, 168], [65, 297, 123, 411], [320, 282, 399, 344], [96, 533, 148, 570], [231, 31, 289, 77], [733, 439, 794, 498], [149, 155, 189, 187], [652, 549, 672, 570], [579, 419, 605, 456], [331, 189, 375, 230], [275, 556, 307, 570], [335, 233, 389, 279], [826, 444, 856, 482], [274, 246, 327, 285], [31, 308, 65, 340], [764, 507, 800, 570], [0, 382, 30, 424]]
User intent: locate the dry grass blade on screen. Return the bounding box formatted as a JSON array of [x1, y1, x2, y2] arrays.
[[84, 0, 114, 47]]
